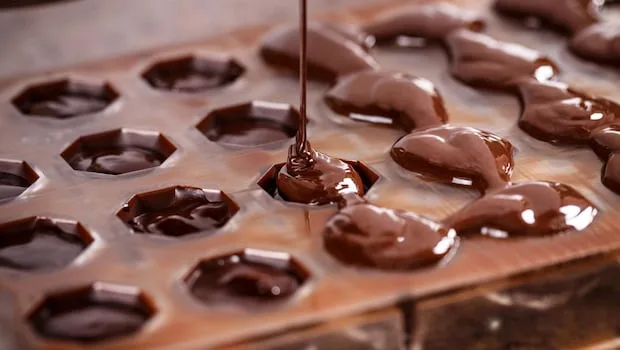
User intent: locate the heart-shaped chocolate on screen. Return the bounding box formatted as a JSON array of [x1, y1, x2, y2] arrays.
[[517, 80, 618, 144], [445, 181, 597, 238], [390, 125, 514, 193], [591, 125, 620, 157], [325, 70, 449, 131], [570, 22, 620, 67]]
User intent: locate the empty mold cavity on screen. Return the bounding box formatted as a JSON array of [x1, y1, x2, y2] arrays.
[[11, 78, 118, 119], [28, 283, 155, 343], [257, 161, 380, 205], [0, 216, 92, 273], [61, 128, 176, 175], [0, 159, 38, 201], [196, 101, 300, 148], [185, 248, 309, 309], [142, 54, 245, 92], [117, 186, 239, 238]]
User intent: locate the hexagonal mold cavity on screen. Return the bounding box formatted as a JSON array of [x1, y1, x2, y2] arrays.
[[185, 248, 309, 308], [61, 128, 176, 176], [28, 283, 155, 343], [0, 216, 92, 273], [0, 159, 38, 202], [11, 78, 118, 119], [142, 55, 245, 93], [196, 101, 300, 148], [257, 160, 380, 205], [117, 186, 239, 238]]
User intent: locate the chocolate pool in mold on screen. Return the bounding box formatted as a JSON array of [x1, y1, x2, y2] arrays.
[[60, 128, 176, 175], [0, 159, 39, 202], [117, 186, 240, 238], [185, 249, 310, 309], [11, 78, 118, 119], [0, 216, 92, 273], [196, 101, 301, 148], [28, 283, 155, 343], [142, 54, 246, 93]]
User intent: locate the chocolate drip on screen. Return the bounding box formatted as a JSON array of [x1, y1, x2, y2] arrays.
[[591, 126, 620, 193], [260, 22, 379, 83], [445, 29, 559, 91], [570, 22, 620, 66], [494, 0, 600, 33], [517, 79, 619, 144], [0, 172, 29, 200], [390, 126, 514, 193], [363, 2, 484, 45], [325, 71, 448, 131], [323, 194, 456, 270], [445, 181, 597, 238], [69, 147, 166, 175]]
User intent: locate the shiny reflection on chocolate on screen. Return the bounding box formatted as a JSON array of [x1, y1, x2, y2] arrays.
[[324, 195, 457, 270], [68, 147, 167, 175], [591, 125, 620, 193], [517, 79, 619, 144], [445, 181, 597, 238], [325, 71, 448, 131], [445, 29, 559, 91], [363, 2, 484, 45], [570, 22, 620, 66], [0, 172, 29, 200], [259, 22, 380, 83], [390, 125, 514, 193], [277, 147, 365, 205], [494, 0, 600, 33]]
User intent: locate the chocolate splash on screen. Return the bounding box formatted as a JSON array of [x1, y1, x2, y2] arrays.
[[494, 0, 600, 33], [445, 181, 598, 238], [390, 125, 514, 193], [325, 70, 448, 131], [570, 22, 620, 66]]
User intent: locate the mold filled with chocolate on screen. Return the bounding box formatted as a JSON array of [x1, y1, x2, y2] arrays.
[[0, 160, 38, 201]]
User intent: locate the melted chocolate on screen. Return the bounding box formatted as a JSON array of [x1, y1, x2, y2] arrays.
[[324, 195, 456, 270], [591, 125, 620, 193], [494, 0, 600, 34], [363, 2, 484, 45], [68, 147, 166, 175], [445, 181, 597, 238], [390, 125, 514, 193], [325, 71, 448, 131], [259, 22, 379, 83], [0, 172, 29, 200], [570, 22, 620, 66], [517, 80, 619, 144], [445, 29, 559, 91]]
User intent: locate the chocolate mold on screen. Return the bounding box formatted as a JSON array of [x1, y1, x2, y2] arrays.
[[196, 101, 301, 148], [117, 186, 239, 238], [141, 54, 245, 93], [60, 128, 176, 176], [27, 283, 155, 343], [0, 216, 92, 273], [184, 248, 310, 309], [0, 159, 39, 202], [11, 78, 118, 119]]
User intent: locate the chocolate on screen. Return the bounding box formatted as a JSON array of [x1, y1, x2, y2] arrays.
[[325, 71, 448, 131], [494, 0, 600, 34], [390, 125, 514, 193], [259, 22, 379, 83], [570, 22, 620, 66], [517, 80, 619, 144], [0, 0, 77, 9], [324, 195, 457, 270], [591, 125, 620, 193], [68, 147, 167, 175], [445, 181, 597, 238], [445, 29, 559, 91], [363, 2, 484, 45], [0, 172, 29, 200], [601, 153, 620, 194]]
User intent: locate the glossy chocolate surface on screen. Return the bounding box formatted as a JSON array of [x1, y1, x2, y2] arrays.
[[517, 80, 619, 144], [0, 172, 29, 200], [570, 22, 620, 66], [364, 2, 484, 44], [325, 71, 448, 131], [591, 125, 620, 193], [445, 181, 597, 238], [494, 0, 600, 33], [259, 22, 379, 83], [390, 125, 514, 193], [68, 147, 167, 175]]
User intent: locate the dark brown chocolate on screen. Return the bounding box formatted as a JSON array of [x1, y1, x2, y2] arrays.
[[363, 2, 484, 45], [68, 147, 167, 175], [445, 29, 559, 91], [390, 125, 514, 193], [517, 79, 619, 144], [259, 22, 380, 83], [325, 71, 448, 131], [591, 125, 620, 193], [324, 195, 457, 270], [570, 22, 620, 66], [494, 0, 600, 34], [0, 172, 29, 200], [445, 181, 598, 238]]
